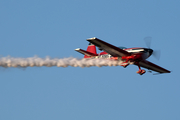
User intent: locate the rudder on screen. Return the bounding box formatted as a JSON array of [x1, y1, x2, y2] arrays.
[[84, 43, 97, 58]]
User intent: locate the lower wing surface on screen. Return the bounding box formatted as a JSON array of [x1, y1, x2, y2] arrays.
[[137, 60, 170, 73]]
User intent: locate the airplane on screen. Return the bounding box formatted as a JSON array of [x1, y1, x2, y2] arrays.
[[75, 37, 170, 75]]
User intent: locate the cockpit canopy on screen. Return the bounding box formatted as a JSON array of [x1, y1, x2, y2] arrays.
[[118, 46, 127, 49]]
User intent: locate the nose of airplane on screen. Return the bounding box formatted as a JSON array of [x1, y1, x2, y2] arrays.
[[149, 49, 153, 56]]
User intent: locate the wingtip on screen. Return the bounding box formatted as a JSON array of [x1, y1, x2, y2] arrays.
[[86, 37, 97, 41], [75, 48, 80, 51]]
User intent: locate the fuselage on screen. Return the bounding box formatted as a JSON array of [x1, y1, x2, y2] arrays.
[[96, 47, 153, 62]]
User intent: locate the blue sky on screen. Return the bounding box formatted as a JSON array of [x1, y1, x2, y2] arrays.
[[0, 0, 179, 120]]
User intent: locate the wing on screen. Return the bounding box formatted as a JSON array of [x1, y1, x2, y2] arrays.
[[87, 37, 131, 57], [137, 60, 171, 73]]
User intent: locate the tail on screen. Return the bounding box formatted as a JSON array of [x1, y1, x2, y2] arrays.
[[75, 43, 97, 58]]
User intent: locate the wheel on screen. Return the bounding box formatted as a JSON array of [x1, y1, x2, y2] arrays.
[[137, 69, 146, 75], [140, 70, 146, 75]]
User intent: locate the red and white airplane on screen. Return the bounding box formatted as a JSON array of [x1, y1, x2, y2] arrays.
[[75, 37, 170, 75]]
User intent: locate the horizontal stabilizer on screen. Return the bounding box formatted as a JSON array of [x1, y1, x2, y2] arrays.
[[75, 48, 98, 57]]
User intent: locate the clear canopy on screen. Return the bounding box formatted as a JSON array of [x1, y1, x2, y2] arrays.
[[118, 46, 127, 49]]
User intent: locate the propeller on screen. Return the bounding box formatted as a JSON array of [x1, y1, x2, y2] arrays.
[[153, 49, 161, 60], [144, 36, 152, 48], [144, 37, 161, 60]]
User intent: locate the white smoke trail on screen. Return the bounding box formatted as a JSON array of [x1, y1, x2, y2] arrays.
[[0, 56, 124, 68]]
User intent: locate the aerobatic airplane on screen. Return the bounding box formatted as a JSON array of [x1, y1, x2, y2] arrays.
[[75, 37, 170, 75]]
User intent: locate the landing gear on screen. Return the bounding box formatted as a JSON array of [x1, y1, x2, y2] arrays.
[[121, 63, 129, 68], [136, 69, 146, 75], [121, 56, 146, 75], [136, 62, 146, 75]]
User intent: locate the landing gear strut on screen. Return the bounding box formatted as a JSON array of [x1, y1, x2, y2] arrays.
[[121, 56, 146, 75], [136, 62, 146, 75]]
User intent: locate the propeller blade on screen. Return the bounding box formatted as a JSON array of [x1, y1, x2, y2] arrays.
[[144, 37, 161, 60], [153, 50, 161, 60], [144, 37, 152, 48]]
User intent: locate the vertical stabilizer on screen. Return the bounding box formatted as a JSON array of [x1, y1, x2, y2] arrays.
[[84, 43, 97, 58]]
